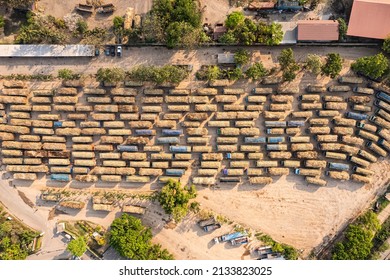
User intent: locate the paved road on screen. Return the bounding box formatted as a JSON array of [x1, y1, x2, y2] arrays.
[[0, 175, 68, 260]]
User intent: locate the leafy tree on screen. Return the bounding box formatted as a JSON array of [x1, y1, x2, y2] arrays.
[[337, 18, 348, 41], [110, 214, 173, 260], [283, 63, 300, 82], [245, 62, 268, 80], [351, 53, 389, 80], [234, 49, 250, 65], [96, 68, 125, 84], [218, 30, 237, 44], [225, 67, 243, 80], [113, 16, 124, 36], [234, 18, 257, 45], [257, 22, 284, 46], [157, 179, 197, 222], [332, 211, 380, 260], [66, 237, 87, 257], [321, 53, 343, 78], [225, 11, 245, 30], [196, 65, 222, 81], [58, 69, 80, 80], [76, 20, 88, 36], [305, 54, 322, 75], [278, 48, 296, 70], [383, 36, 390, 54], [171, 0, 201, 28], [166, 21, 199, 48]]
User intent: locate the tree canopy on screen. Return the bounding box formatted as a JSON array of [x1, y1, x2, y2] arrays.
[[351, 53, 389, 80], [127, 65, 188, 85], [234, 49, 250, 65], [149, 0, 202, 48], [225, 11, 245, 30], [332, 211, 380, 260], [305, 54, 322, 75], [66, 237, 87, 257], [321, 53, 343, 78], [96, 68, 125, 83], [245, 62, 268, 80], [278, 48, 296, 70], [157, 179, 197, 222], [110, 214, 173, 260]]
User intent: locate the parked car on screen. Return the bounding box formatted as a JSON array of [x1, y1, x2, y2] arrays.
[[117, 46, 122, 57], [95, 48, 100, 56], [104, 47, 110, 56], [110, 46, 115, 56]]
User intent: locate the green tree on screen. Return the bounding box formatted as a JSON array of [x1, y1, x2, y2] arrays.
[[218, 30, 237, 44], [225, 11, 245, 30], [196, 65, 222, 81], [58, 69, 79, 80], [157, 179, 197, 222], [383, 36, 390, 54], [305, 54, 322, 75], [76, 20, 88, 36], [257, 22, 284, 46], [113, 16, 124, 36], [166, 21, 200, 48], [110, 214, 173, 260], [283, 63, 300, 82], [234, 18, 257, 45], [351, 53, 389, 80], [321, 53, 343, 78], [234, 49, 250, 65], [96, 68, 125, 83], [171, 0, 201, 28], [245, 62, 268, 80], [225, 67, 243, 80], [337, 18, 348, 41], [278, 48, 296, 70], [66, 237, 87, 257]]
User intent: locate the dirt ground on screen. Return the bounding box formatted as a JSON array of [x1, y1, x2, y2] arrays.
[[35, 0, 153, 29]]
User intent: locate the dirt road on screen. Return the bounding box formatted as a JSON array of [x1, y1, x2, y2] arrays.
[[0, 46, 379, 77]]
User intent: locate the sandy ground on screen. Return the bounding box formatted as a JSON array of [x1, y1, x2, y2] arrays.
[[36, 0, 153, 29], [0, 45, 388, 260]]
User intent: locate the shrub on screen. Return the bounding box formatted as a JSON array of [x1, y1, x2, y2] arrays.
[[321, 53, 343, 78], [351, 53, 389, 80], [245, 62, 268, 80], [234, 49, 250, 65], [278, 48, 296, 70], [96, 68, 125, 83], [305, 54, 322, 75]]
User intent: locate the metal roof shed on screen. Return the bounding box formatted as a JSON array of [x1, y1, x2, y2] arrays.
[[0, 44, 95, 57]]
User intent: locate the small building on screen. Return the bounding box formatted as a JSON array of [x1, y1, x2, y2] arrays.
[[297, 20, 339, 42], [56, 222, 66, 234], [0, 45, 95, 57], [347, 0, 390, 39], [213, 25, 227, 41]]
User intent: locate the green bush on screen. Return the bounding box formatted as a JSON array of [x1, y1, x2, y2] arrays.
[[351, 53, 389, 80], [66, 237, 87, 257], [383, 36, 390, 54], [305, 54, 322, 75], [234, 49, 250, 65], [245, 62, 268, 80], [58, 69, 80, 80], [321, 53, 343, 78], [225, 11, 245, 29], [278, 48, 296, 70], [157, 179, 197, 222], [196, 65, 222, 81], [96, 68, 125, 83], [337, 18, 348, 41], [110, 214, 173, 260]]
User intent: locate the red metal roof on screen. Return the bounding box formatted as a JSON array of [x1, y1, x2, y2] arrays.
[[347, 0, 390, 39], [297, 20, 339, 41]]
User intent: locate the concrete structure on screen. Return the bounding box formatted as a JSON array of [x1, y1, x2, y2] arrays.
[[0, 45, 95, 57], [297, 20, 339, 41], [347, 0, 390, 39], [217, 53, 235, 64]]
